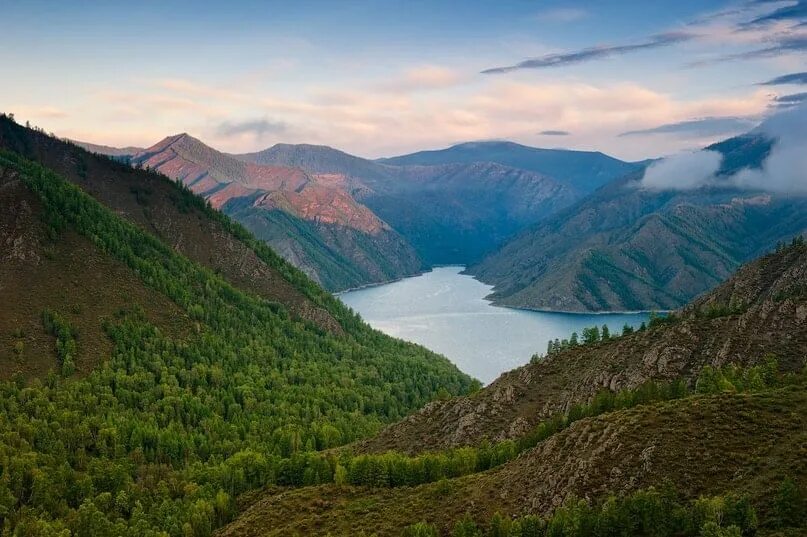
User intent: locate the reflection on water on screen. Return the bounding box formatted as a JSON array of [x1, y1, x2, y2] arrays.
[[339, 266, 650, 384]]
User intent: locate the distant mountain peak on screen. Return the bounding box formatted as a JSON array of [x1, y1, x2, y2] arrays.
[[379, 140, 637, 193]]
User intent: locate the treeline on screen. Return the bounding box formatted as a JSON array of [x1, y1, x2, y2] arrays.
[[0, 151, 474, 536], [208, 357, 798, 492], [403, 485, 766, 537], [540, 312, 674, 358]]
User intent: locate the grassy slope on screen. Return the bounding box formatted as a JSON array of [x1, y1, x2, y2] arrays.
[[222, 201, 425, 292], [219, 387, 807, 536]]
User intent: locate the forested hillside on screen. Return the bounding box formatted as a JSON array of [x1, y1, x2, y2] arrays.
[[0, 139, 474, 535], [0, 115, 345, 332]]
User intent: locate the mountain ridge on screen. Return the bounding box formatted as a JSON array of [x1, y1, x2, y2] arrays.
[[239, 142, 580, 265], [378, 140, 640, 193], [468, 132, 807, 312], [131, 134, 425, 290]]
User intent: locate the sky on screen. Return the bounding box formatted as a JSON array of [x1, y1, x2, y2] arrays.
[[2, 0, 806, 160]]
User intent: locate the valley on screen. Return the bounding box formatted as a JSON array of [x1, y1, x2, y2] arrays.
[[2, 102, 806, 537], [3, 2, 807, 533]]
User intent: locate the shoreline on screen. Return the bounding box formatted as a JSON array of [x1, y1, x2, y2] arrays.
[[335, 266, 669, 315], [333, 264, 466, 295], [492, 302, 671, 315]]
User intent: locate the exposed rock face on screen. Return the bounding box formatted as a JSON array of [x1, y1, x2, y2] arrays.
[[357, 243, 807, 454]]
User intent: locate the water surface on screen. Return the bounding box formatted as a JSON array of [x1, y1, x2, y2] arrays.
[[339, 266, 650, 384]]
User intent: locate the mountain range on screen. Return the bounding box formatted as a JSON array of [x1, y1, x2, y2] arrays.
[[127, 133, 424, 291], [1, 112, 805, 536], [73, 110, 806, 316], [76, 136, 636, 293]]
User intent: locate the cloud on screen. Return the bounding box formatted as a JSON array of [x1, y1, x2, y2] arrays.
[[742, 0, 807, 26], [759, 71, 807, 85], [215, 118, 288, 138], [694, 32, 807, 65], [482, 32, 695, 74], [773, 91, 807, 106], [534, 7, 588, 23], [639, 104, 807, 194], [639, 150, 724, 190], [539, 130, 570, 136], [732, 104, 807, 193], [485, 1, 806, 75], [620, 116, 759, 137]]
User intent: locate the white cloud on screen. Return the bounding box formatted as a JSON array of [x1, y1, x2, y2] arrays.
[[732, 104, 807, 193], [639, 150, 723, 190], [639, 104, 807, 194]]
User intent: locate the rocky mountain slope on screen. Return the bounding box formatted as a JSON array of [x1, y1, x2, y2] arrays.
[[378, 140, 639, 193], [238, 144, 578, 264], [469, 133, 807, 312], [0, 115, 343, 332], [131, 135, 423, 290], [359, 239, 807, 453]]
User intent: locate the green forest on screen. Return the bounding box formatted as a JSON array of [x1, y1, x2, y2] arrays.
[[0, 151, 475, 536]]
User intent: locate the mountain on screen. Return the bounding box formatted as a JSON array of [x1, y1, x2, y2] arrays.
[[238, 144, 578, 265], [131, 134, 424, 291], [71, 140, 143, 158], [0, 116, 343, 332], [0, 115, 475, 535], [221, 390, 806, 536], [468, 133, 807, 312], [218, 239, 807, 536], [378, 140, 640, 193]]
